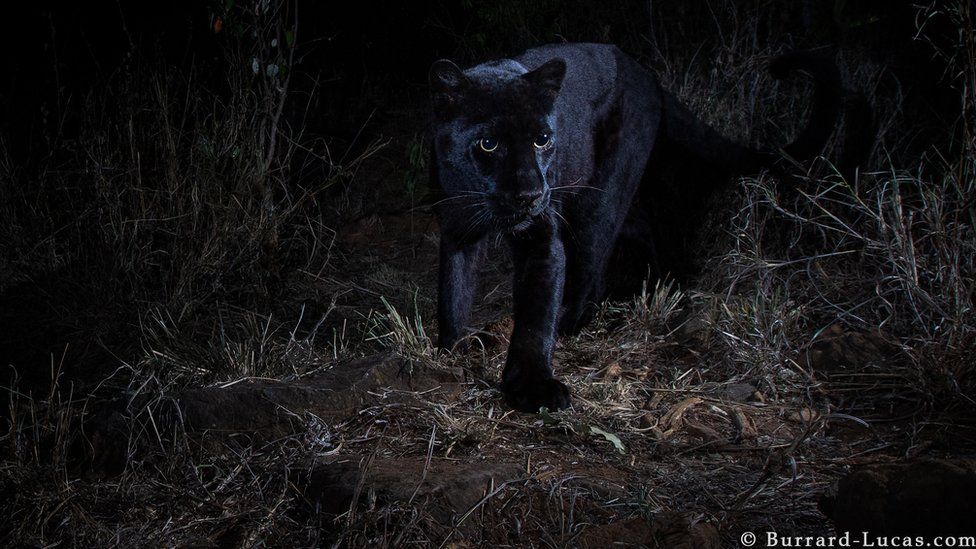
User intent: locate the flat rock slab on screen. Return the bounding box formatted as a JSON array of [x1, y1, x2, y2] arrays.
[[820, 458, 976, 536], [298, 457, 523, 526], [177, 354, 462, 434], [579, 513, 721, 548], [81, 354, 463, 475], [805, 324, 902, 373]]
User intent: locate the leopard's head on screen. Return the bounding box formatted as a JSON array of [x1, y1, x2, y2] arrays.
[[429, 57, 565, 236]]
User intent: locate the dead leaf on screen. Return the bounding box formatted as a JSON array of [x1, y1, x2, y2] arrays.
[[644, 391, 665, 410], [602, 361, 623, 380], [731, 408, 758, 441], [660, 397, 702, 431], [789, 408, 821, 423], [588, 425, 627, 454], [685, 421, 722, 442]]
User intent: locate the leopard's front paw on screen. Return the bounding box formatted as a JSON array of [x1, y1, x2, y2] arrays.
[[501, 374, 571, 413]]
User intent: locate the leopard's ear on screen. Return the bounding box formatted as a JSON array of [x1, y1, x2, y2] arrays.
[[429, 59, 468, 109], [523, 58, 566, 96]]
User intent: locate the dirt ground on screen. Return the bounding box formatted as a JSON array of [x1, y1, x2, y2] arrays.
[[59, 109, 975, 547]]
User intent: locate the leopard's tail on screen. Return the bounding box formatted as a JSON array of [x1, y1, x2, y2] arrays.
[[659, 50, 843, 177]]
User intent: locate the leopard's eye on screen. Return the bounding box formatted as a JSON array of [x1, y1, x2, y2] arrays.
[[533, 133, 552, 149], [478, 137, 498, 153]]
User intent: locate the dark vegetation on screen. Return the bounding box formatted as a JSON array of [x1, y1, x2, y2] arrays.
[[1, 0, 974, 545]]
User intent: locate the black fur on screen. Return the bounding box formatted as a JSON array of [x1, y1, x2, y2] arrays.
[[429, 43, 843, 412]]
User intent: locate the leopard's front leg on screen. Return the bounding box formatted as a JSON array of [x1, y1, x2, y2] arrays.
[[501, 216, 570, 412], [437, 236, 483, 350]]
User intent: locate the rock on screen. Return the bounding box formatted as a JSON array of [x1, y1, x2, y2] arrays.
[[820, 458, 976, 536], [78, 354, 463, 476], [176, 354, 461, 434], [297, 457, 522, 526], [805, 324, 900, 373], [579, 512, 721, 548], [651, 512, 721, 549], [560, 466, 631, 501], [718, 383, 758, 402], [579, 517, 654, 547]]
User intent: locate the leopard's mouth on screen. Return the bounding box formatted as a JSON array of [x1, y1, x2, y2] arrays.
[[488, 190, 552, 233], [511, 217, 535, 232], [497, 199, 552, 233], [528, 191, 551, 216]]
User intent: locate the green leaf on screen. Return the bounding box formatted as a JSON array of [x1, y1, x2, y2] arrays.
[[588, 425, 626, 454], [285, 30, 296, 47], [537, 407, 561, 426]]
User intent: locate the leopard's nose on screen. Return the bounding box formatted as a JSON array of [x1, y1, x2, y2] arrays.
[[514, 189, 544, 209]]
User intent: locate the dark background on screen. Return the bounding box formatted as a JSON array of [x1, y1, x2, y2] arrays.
[[0, 0, 966, 396], [0, 1, 962, 163]]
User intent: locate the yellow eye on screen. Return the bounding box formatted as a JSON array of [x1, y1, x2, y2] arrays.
[[479, 137, 498, 152], [533, 133, 551, 149]]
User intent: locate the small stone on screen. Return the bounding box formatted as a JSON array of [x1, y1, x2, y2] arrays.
[[720, 383, 758, 402]]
